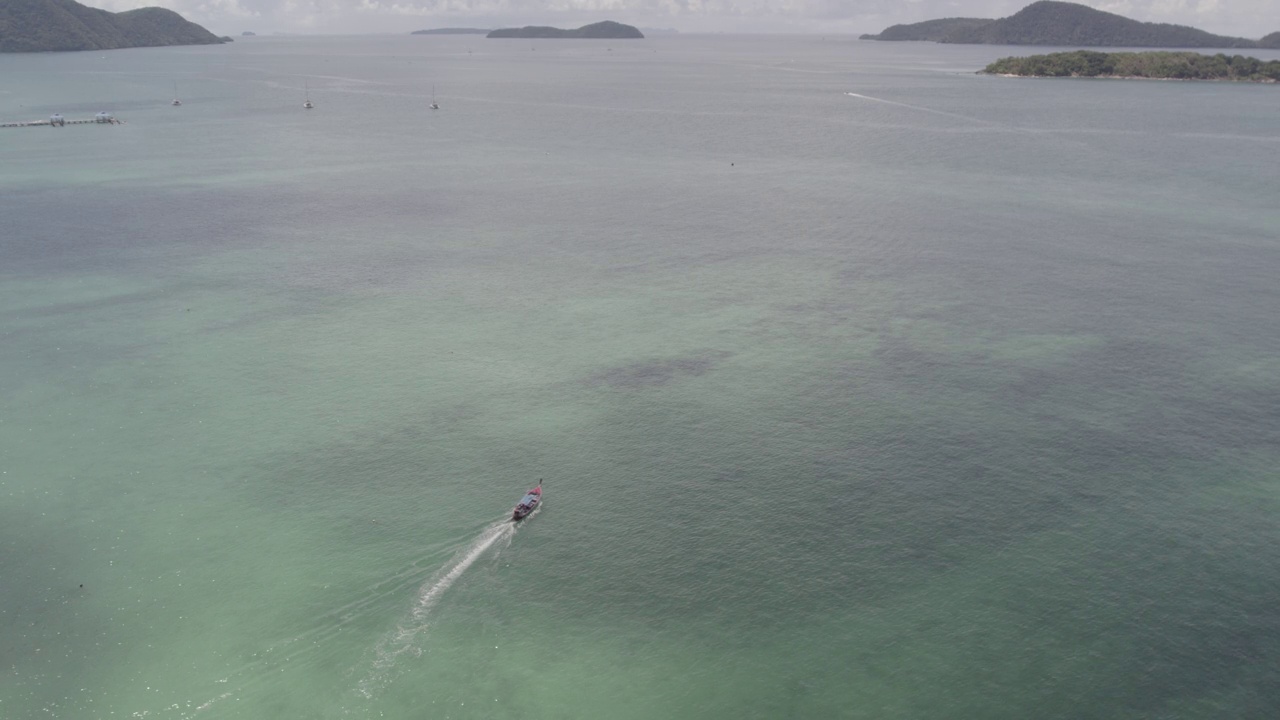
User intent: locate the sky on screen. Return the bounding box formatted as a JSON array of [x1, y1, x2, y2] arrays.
[[79, 0, 1280, 40]]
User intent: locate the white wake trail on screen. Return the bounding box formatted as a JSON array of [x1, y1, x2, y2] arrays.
[[405, 522, 514, 628], [844, 91, 1009, 128], [357, 517, 522, 697]]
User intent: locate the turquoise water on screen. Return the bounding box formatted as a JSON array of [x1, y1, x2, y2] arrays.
[[2, 35, 1279, 719]]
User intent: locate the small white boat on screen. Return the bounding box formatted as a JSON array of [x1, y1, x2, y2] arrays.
[[303, 81, 314, 109], [430, 85, 439, 110], [172, 81, 181, 106]]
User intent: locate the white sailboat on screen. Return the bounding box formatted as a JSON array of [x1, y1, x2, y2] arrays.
[[430, 85, 439, 110], [171, 81, 181, 106], [303, 81, 314, 109]]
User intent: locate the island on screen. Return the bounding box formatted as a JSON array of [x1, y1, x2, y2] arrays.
[[486, 21, 643, 39], [412, 28, 490, 35], [982, 51, 1280, 82], [862, 1, 1272, 48], [0, 0, 226, 52], [242, 31, 256, 36], [1262, 32, 1280, 49], [860, 18, 993, 42]]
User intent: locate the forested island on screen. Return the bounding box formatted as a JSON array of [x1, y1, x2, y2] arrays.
[[1, 0, 225, 52], [862, 1, 1272, 48], [411, 28, 490, 35], [983, 51, 1280, 82], [486, 21, 643, 39], [861, 18, 994, 42]]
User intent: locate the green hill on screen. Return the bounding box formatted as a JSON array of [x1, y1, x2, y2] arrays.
[[0, 0, 224, 52], [945, 2, 1255, 47], [1260, 32, 1280, 49], [486, 21, 643, 39], [860, 18, 993, 42], [863, 2, 1260, 48], [983, 50, 1280, 81]]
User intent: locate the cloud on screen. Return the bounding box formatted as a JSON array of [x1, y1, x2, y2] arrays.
[[77, 0, 1280, 37]]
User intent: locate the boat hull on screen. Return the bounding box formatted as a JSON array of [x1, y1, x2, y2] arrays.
[[511, 485, 542, 521]]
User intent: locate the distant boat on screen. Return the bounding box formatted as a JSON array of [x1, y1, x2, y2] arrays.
[[430, 85, 439, 110], [171, 81, 181, 106], [303, 81, 314, 109], [511, 480, 542, 521]]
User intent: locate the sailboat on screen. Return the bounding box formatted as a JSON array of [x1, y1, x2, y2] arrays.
[[303, 81, 313, 110], [171, 81, 181, 106], [430, 85, 439, 110]]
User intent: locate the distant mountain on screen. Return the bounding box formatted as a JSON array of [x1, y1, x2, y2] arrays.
[[0, 0, 225, 52], [411, 28, 490, 35], [860, 18, 993, 42], [1260, 32, 1280, 49], [863, 2, 1260, 48], [947, 2, 1255, 47], [242, 31, 255, 36], [487, 21, 643, 39]]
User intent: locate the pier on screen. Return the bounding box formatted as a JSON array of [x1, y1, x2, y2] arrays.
[[2, 113, 121, 128]]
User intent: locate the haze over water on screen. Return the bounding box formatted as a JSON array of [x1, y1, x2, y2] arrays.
[[2, 34, 1279, 719]]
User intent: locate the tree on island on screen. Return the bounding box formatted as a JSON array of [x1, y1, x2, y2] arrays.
[[983, 51, 1280, 82], [0, 0, 224, 52]]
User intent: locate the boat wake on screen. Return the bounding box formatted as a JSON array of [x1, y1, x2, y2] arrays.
[[843, 91, 1041, 135], [173, 536, 461, 718], [844, 91, 984, 122], [175, 512, 537, 716], [356, 513, 533, 698]]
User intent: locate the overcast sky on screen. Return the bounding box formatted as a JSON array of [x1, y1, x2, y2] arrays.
[[80, 0, 1280, 39]]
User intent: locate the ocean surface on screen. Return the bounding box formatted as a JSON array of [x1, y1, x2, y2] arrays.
[[2, 34, 1279, 719]]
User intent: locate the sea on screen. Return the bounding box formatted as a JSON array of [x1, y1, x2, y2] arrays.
[[2, 33, 1279, 720]]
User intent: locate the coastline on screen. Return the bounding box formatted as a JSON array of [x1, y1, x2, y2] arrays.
[[983, 72, 1279, 83]]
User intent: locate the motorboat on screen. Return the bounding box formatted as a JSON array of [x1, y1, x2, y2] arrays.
[[512, 481, 542, 521]]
